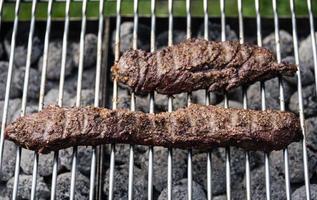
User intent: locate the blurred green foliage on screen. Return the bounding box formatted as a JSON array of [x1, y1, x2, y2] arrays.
[[2, 0, 317, 21]]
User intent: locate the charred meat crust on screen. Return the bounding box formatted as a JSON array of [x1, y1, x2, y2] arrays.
[[5, 104, 302, 154], [112, 38, 297, 95]]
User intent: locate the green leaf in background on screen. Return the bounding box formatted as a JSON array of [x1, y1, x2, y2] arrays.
[[1, 0, 317, 21]]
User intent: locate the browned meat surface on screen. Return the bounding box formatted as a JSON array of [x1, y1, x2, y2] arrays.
[[112, 38, 297, 95], [5, 104, 301, 153]]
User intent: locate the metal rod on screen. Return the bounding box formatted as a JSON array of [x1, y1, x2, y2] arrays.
[[20, 0, 39, 198], [167, 0, 173, 199], [12, 147, 21, 200], [0, 0, 19, 172], [89, 0, 105, 199], [33, 0, 53, 199], [264, 154, 271, 200], [292, 1, 312, 199], [2, 0, 22, 198], [203, 1, 213, 199], [185, 0, 192, 199], [69, 0, 88, 199], [31, 1, 53, 199], [51, 0, 71, 199], [148, 0, 156, 199], [220, 0, 231, 199], [30, 153, 39, 200], [127, 0, 139, 198], [272, 0, 292, 199], [109, 0, 121, 199], [237, 2, 251, 199], [255, 1, 271, 199]]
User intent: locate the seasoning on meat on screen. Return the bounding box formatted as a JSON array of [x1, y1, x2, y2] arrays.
[[112, 38, 297, 95], [5, 104, 302, 154]]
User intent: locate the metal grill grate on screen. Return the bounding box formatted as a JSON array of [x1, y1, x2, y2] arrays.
[[0, 0, 315, 200]]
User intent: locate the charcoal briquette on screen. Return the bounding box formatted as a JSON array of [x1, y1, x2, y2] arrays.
[[6, 174, 49, 199], [263, 30, 293, 58], [289, 84, 317, 117], [158, 179, 207, 200], [56, 172, 90, 200], [73, 33, 97, 69], [37, 40, 75, 80]]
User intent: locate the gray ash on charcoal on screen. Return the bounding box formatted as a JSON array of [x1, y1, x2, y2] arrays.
[[263, 30, 293, 59], [0, 141, 16, 182], [37, 40, 75, 80], [73, 33, 97, 69], [106, 144, 147, 167], [192, 152, 226, 195], [4, 27, 43, 68], [0, 62, 21, 100], [21, 149, 62, 177], [245, 166, 286, 200], [5, 175, 49, 200], [271, 142, 317, 184], [305, 117, 317, 151], [247, 77, 295, 110], [289, 84, 317, 117], [282, 56, 315, 87], [103, 164, 147, 199], [0, 98, 21, 124], [69, 89, 95, 106], [141, 147, 187, 192], [13, 67, 41, 99], [111, 22, 150, 54], [63, 67, 96, 95], [299, 32, 317, 72], [12, 104, 38, 121], [59, 146, 100, 176], [197, 22, 238, 41], [44, 88, 74, 106], [56, 172, 90, 200], [217, 147, 262, 177], [292, 184, 317, 200], [158, 179, 207, 200], [156, 30, 186, 49]]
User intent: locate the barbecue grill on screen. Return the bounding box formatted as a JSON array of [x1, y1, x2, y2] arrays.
[[0, 0, 315, 199]]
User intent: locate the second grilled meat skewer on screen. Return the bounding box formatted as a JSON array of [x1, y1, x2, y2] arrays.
[[5, 104, 301, 153], [112, 38, 297, 95]]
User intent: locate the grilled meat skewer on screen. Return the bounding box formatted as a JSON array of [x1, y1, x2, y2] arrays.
[[112, 38, 297, 95], [5, 104, 301, 153]]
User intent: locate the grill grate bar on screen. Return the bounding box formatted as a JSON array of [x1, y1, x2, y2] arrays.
[[148, 0, 156, 199], [127, 0, 139, 198], [236, 1, 252, 200], [167, 0, 174, 199], [89, 0, 105, 199], [220, 0, 232, 199], [4, 0, 22, 199], [108, 0, 121, 200], [31, 0, 53, 199], [292, 0, 313, 199], [203, 1, 213, 199], [271, 0, 293, 199], [19, 0, 39, 199], [108, 0, 121, 199], [0, 0, 17, 173], [51, 0, 71, 198], [254, 1, 271, 199], [69, 0, 88, 199], [185, 1, 193, 200]]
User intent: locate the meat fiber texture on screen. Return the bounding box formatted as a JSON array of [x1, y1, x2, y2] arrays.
[[5, 104, 302, 153], [112, 38, 297, 95]]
